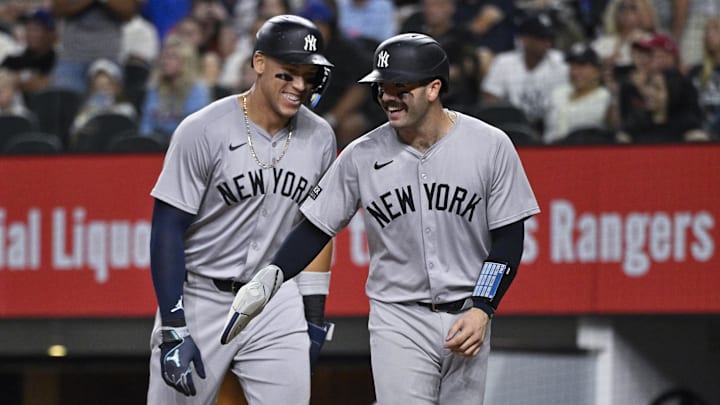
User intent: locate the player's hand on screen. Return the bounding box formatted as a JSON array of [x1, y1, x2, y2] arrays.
[[220, 265, 284, 344], [444, 308, 490, 357], [159, 326, 206, 396]]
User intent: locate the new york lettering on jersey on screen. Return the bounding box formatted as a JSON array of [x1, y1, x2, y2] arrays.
[[216, 167, 312, 206], [366, 182, 482, 228]]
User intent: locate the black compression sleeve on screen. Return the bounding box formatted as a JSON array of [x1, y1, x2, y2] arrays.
[[487, 220, 525, 270], [272, 219, 332, 281], [303, 294, 327, 325], [150, 199, 195, 325]]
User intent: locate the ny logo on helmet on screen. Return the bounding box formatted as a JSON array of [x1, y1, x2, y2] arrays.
[[304, 34, 317, 52], [377, 50, 389, 68]]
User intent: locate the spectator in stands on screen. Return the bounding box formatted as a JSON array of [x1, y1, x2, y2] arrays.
[[298, 0, 376, 149], [481, 12, 569, 133], [217, 0, 296, 95], [49, 0, 143, 94], [337, 0, 397, 44], [138, 34, 210, 139], [518, 0, 586, 53], [449, 0, 516, 78], [190, 0, 229, 56], [634, 33, 703, 124], [219, 16, 265, 92], [215, 21, 242, 87], [0, 68, 35, 119], [688, 15, 720, 140], [258, 0, 294, 20], [592, 0, 656, 68], [573, 0, 612, 39], [69, 58, 137, 142], [652, 0, 719, 68], [618, 68, 707, 143], [121, 15, 160, 69], [1, 8, 56, 96], [544, 43, 612, 144], [400, 0, 482, 111], [638, 32, 683, 73], [141, 0, 192, 42], [172, 16, 205, 54], [600, 36, 651, 129], [0, 4, 23, 63]]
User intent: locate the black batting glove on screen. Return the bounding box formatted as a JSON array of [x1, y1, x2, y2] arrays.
[[159, 326, 206, 396]]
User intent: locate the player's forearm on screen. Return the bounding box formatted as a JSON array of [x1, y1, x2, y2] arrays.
[[150, 199, 194, 325], [298, 242, 333, 323], [472, 219, 525, 315], [272, 219, 332, 280]]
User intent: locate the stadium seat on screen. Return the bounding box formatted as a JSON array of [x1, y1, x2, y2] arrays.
[[123, 62, 151, 113], [560, 127, 616, 145], [70, 113, 139, 153], [1, 131, 63, 155], [471, 101, 531, 129], [105, 134, 167, 153], [26, 88, 83, 148], [0, 114, 39, 150], [501, 122, 541, 147]]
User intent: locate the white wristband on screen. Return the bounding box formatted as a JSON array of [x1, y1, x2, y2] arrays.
[[295, 271, 331, 295]]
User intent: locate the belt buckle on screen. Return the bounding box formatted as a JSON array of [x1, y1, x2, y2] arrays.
[[430, 302, 440, 312]]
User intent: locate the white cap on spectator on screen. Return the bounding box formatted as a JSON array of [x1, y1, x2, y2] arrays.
[[121, 16, 160, 65], [88, 58, 123, 82]]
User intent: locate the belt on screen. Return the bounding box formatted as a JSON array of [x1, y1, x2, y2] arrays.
[[212, 279, 246, 294], [417, 298, 472, 313]]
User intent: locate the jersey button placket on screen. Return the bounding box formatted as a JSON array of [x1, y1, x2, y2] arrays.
[[419, 159, 440, 301]]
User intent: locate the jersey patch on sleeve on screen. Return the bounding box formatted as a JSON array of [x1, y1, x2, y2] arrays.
[[308, 185, 322, 200]]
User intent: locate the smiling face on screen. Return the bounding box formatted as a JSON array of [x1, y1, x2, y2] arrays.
[[253, 52, 319, 121], [375, 79, 439, 130]]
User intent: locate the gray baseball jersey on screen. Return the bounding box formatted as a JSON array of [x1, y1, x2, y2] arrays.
[[151, 95, 336, 281], [301, 110, 539, 304], [147, 95, 336, 404], [301, 110, 538, 404]]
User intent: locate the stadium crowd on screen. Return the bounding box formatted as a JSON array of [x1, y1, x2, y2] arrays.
[[0, 0, 718, 154]]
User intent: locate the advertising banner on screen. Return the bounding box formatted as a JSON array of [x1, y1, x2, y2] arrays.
[[1, 145, 718, 317]]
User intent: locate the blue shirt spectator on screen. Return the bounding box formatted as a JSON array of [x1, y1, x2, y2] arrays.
[[139, 34, 211, 139], [337, 0, 396, 43], [141, 0, 193, 41]]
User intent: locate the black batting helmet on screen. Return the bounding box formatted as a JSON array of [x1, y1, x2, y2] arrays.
[[253, 14, 333, 107], [254, 14, 333, 67], [358, 33, 449, 92]]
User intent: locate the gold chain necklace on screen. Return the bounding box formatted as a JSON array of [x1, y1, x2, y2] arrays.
[[241, 95, 293, 169]]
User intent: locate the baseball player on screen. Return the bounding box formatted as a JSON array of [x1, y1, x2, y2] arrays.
[[223, 33, 540, 404], [146, 15, 336, 405]]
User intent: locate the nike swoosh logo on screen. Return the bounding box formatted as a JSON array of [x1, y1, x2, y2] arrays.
[[373, 160, 393, 170], [229, 142, 247, 151]]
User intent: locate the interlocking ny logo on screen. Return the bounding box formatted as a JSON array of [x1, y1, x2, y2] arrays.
[[377, 50, 390, 68], [304, 34, 317, 51]]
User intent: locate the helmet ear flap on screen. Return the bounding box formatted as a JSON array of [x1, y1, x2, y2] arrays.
[[309, 66, 332, 109]]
